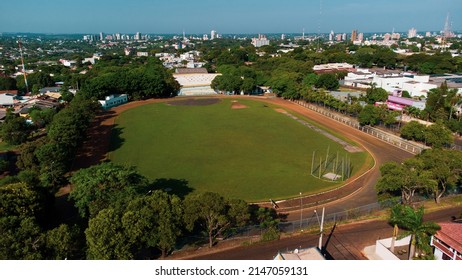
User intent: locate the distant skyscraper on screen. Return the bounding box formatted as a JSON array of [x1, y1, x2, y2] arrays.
[[99, 32, 104, 41], [384, 33, 391, 41], [281, 34, 286, 40], [335, 34, 343, 41], [211, 30, 217, 40], [134, 32, 141, 40], [357, 32, 364, 42], [408, 28, 417, 38], [329, 30, 334, 41], [251, 34, 270, 48], [351, 30, 358, 42], [342, 33, 347, 41]]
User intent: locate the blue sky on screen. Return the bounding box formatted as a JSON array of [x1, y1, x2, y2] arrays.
[[1, 0, 461, 34]]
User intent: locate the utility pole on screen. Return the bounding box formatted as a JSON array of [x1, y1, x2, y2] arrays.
[[315, 207, 325, 250], [300, 192, 303, 231]]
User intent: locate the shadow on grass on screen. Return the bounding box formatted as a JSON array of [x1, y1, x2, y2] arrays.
[[149, 178, 194, 199], [108, 125, 125, 152]]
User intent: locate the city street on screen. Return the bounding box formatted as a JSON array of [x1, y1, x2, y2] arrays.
[[171, 206, 462, 260]]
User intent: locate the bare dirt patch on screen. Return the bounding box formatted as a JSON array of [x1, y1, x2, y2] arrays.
[[166, 98, 221, 106], [274, 108, 287, 113], [231, 100, 248, 109]]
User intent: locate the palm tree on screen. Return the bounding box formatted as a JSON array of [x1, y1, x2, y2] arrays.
[[393, 206, 441, 260], [388, 204, 405, 253]]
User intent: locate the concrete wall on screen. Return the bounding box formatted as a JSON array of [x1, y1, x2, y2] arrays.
[[375, 236, 411, 260]]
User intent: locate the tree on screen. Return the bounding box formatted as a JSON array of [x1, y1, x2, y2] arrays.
[[184, 192, 249, 248], [85, 208, 133, 260], [69, 162, 148, 218], [314, 73, 339, 91], [400, 121, 426, 141], [34, 142, 70, 190], [0, 115, 31, 145], [0, 182, 44, 218], [424, 122, 453, 148], [388, 204, 405, 253], [122, 190, 183, 258], [376, 159, 435, 205], [418, 149, 462, 203], [0, 76, 17, 90], [392, 206, 440, 259], [0, 216, 44, 259], [365, 84, 388, 104], [358, 104, 381, 126], [44, 224, 82, 260], [16, 138, 46, 171]]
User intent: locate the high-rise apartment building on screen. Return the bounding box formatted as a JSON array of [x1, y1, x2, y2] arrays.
[[211, 30, 217, 40], [251, 34, 270, 47], [357, 33, 364, 42], [351, 30, 358, 42], [99, 32, 104, 41], [408, 28, 417, 38], [329, 30, 334, 41]]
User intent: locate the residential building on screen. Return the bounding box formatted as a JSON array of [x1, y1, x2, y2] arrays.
[[211, 30, 217, 40], [136, 51, 149, 57], [98, 94, 128, 110], [39, 87, 61, 95], [251, 34, 270, 48], [431, 222, 462, 260], [329, 30, 334, 41], [391, 33, 401, 40], [351, 30, 358, 42], [408, 28, 417, 38], [0, 93, 15, 107], [313, 63, 355, 74]]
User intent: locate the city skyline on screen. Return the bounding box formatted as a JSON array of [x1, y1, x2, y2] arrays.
[[1, 0, 461, 35]]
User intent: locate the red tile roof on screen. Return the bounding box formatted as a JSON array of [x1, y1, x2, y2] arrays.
[[435, 222, 462, 253]]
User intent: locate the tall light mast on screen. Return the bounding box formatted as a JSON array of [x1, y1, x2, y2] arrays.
[[18, 39, 29, 93]]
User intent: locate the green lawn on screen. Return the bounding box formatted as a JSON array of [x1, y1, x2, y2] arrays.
[[109, 98, 370, 201]]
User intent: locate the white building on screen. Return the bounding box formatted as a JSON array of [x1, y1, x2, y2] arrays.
[[98, 94, 128, 110], [273, 247, 325, 260], [251, 34, 270, 48], [0, 93, 15, 107], [372, 74, 437, 98], [408, 28, 417, 38], [136, 51, 149, 57], [173, 68, 220, 96], [211, 30, 217, 40]]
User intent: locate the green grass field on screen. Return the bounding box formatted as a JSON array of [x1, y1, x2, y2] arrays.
[[109, 98, 370, 201]]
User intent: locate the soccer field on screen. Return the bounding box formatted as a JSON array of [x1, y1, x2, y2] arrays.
[[109, 98, 370, 201]]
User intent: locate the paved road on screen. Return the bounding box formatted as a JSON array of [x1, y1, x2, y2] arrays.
[[176, 207, 462, 260]]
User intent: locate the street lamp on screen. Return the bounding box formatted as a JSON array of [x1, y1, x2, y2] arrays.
[[314, 207, 325, 250]]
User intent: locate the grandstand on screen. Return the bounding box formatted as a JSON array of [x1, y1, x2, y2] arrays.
[[173, 68, 221, 96]]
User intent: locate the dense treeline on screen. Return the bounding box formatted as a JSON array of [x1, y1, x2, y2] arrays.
[[72, 163, 279, 259], [79, 57, 180, 100]]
